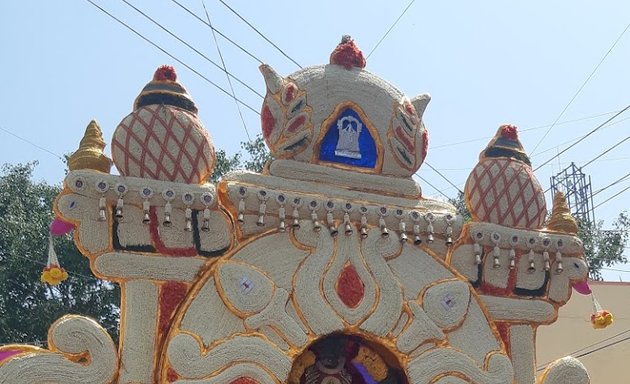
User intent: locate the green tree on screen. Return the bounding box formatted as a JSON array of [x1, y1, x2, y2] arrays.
[[212, 135, 272, 181], [240, 135, 272, 174], [0, 136, 270, 345], [449, 191, 471, 223], [0, 163, 120, 345], [579, 213, 629, 281]]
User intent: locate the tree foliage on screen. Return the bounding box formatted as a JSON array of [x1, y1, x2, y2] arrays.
[[0, 163, 120, 345], [579, 213, 629, 280], [449, 191, 471, 223], [212, 135, 272, 181], [0, 137, 270, 345]]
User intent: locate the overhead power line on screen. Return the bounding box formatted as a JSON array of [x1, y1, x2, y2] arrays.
[[217, 0, 303, 69], [530, 21, 630, 155], [169, 0, 264, 65], [431, 109, 622, 151], [533, 105, 630, 172], [581, 134, 630, 169], [532, 115, 630, 161], [11, 253, 100, 283], [415, 173, 451, 200], [592, 173, 630, 197], [120, 0, 263, 99], [201, 0, 251, 141], [592, 184, 630, 210], [86, 0, 260, 115], [537, 329, 630, 372], [0, 125, 64, 162], [366, 0, 416, 59], [574, 335, 630, 359], [424, 161, 463, 194]]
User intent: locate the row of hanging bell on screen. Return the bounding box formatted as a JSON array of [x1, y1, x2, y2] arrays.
[[473, 233, 565, 274], [236, 193, 456, 245], [96, 185, 214, 233]]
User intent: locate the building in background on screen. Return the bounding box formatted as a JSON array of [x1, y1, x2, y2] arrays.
[[537, 281, 630, 382]]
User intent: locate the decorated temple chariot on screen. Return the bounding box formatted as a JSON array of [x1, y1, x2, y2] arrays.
[[0, 37, 599, 384]]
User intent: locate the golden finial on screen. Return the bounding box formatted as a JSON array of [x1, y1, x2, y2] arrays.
[[546, 191, 578, 234], [68, 120, 112, 173]]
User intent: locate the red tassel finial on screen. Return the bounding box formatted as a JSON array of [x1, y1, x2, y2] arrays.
[[154, 65, 177, 81], [500, 124, 519, 140], [330, 35, 366, 70]]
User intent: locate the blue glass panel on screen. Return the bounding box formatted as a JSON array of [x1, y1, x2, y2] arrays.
[[319, 107, 377, 169]]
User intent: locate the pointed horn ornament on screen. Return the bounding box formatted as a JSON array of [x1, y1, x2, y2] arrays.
[[259, 64, 284, 94], [411, 93, 431, 119]]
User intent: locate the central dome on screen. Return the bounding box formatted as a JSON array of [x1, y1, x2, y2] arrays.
[[259, 37, 430, 178]]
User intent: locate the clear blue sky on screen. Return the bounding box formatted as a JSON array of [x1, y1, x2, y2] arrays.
[[1, 1, 628, 279]]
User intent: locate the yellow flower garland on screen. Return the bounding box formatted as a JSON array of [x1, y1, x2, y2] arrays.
[[40, 265, 69, 286], [591, 310, 613, 329]]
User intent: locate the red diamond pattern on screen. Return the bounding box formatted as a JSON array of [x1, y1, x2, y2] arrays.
[[112, 105, 214, 184], [465, 158, 546, 229]]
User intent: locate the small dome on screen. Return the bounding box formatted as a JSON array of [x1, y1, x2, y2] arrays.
[[112, 66, 215, 184]]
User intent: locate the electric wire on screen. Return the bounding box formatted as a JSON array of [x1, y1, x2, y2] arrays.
[[581, 135, 630, 169], [530, 115, 630, 160], [530, 21, 630, 155], [11, 253, 101, 283], [592, 172, 630, 197], [86, 0, 260, 115], [217, 0, 302, 69], [0, 125, 64, 163], [414, 173, 451, 200], [201, 0, 251, 141], [536, 329, 630, 372], [366, 0, 416, 59], [543, 132, 630, 195], [431, 109, 623, 151], [574, 335, 630, 359], [120, 0, 263, 99], [424, 161, 464, 194], [533, 105, 630, 172], [592, 184, 630, 210], [169, 0, 264, 65]]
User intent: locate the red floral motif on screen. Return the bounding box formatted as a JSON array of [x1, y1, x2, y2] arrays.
[[330, 37, 366, 70], [230, 377, 258, 384], [337, 264, 365, 308], [395, 126, 415, 152], [479, 251, 517, 296], [159, 281, 188, 337], [154, 65, 177, 81], [404, 101, 416, 116], [500, 124, 518, 140], [421, 129, 429, 162], [287, 115, 306, 133], [148, 207, 197, 257], [283, 84, 297, 104], [166, 367, 179, 382], [261, 104, 275, 139], [495, 321, 511, 355]]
